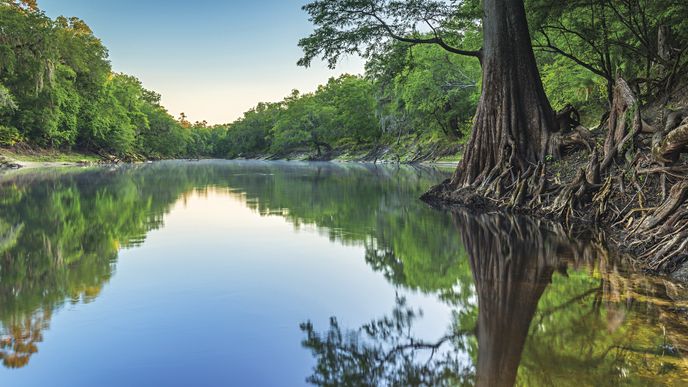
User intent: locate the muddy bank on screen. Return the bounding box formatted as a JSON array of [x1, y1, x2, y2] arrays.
[[0, 146, 107, 171], [422, 179, 688, 282]]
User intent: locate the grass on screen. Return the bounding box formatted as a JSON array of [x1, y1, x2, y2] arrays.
[[0, 148, 102, 163], [435, 153, 462, 163]]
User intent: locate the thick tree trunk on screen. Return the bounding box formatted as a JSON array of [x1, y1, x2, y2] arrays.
[[455, 0, 556, 186]]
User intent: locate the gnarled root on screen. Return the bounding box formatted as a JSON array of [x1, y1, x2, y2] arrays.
[[545, 150, 603, 221], [641, 181, 688, 231], [558, 125, 595, 154], [653, 116, 688, 163], [423, 79, 688, 274]]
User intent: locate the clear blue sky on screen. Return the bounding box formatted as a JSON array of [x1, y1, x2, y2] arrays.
[[39, 0, 364, 124]]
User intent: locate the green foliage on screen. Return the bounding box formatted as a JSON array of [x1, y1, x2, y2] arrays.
[[528, 0, 688, 102], [369, 41, 481, 139], [321, 75, 378, 144], [0, 84, 17, 112], [540, 57, 607, 125], [78, 74, 138, 155], [216, 58, 478, 159], [0, 125, 21, 146], [0, 3, 213, 158], [224, 102, 280, 158], [298, 0, 481, 68], [0, 84, 20, 145], [139, 103, 188, 158], [270, 75, 379, 153], [218, 75, 381, 158]]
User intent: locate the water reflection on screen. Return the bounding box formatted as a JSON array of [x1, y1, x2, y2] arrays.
[[303, 211, 688, 386], [0, 162, 450, 370], [0, 161, 686, 386]]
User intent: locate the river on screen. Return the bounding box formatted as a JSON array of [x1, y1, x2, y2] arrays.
[[0, 160, 686, 386]]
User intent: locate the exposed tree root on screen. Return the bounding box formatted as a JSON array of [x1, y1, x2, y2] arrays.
[[423, 75, 688, 277], [653, 116, 688, 163], [641, 182, 688, 231]]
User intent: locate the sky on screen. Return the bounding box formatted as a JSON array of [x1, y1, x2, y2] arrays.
[[39, 0, 365, 124]]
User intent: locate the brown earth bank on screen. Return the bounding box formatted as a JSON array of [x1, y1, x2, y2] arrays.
[[231, 136, 462, 164], [422, 76, 688, 281], [1, 136, 462, 171], [0, 144, 130, 169]]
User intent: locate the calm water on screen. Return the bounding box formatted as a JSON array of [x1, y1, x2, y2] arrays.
[[0, 161, 687, 386]]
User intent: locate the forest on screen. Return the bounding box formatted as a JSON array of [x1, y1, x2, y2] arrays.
[[289, 0, 688, 273], [5, 0, 678, 162], [0, 0, 226, 160], [0, 0, 483, 162]]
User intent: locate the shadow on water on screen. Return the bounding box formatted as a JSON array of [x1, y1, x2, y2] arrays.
[[0, 161, 686, 385]]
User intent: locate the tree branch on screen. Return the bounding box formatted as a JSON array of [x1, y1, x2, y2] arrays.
[[360, 8, 482, 59], [534, 29, 611, 81]]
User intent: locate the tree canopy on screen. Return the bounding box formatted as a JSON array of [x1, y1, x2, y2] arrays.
[[0, 1, 227, 158], [298, 0, 482, 68]]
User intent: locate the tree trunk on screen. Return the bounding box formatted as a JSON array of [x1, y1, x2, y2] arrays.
[[602, 77, 639, 170], [455, 0, 556, 186]]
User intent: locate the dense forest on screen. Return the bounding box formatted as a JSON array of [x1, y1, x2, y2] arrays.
[[0, 0, 228, 159], [5, 0, 676, 162]]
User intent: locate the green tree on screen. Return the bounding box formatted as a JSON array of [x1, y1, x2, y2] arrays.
[[299, 0, 557, 189], [368, 42, 481, 140], [528, 0, 688, 103], [223, 102, 281, 158]]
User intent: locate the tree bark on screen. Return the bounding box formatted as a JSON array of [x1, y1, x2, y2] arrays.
[[455, 0, 556, 186], [653, 115, 688, 163], [602, 77, 639, 170]]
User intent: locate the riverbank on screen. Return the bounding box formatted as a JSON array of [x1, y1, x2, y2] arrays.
[[422, 171, 688, 283], [234, 135, 463, 164], [0, 136, 463, 172], [423, 78, 688, 281], [0, 147, 104, 170]]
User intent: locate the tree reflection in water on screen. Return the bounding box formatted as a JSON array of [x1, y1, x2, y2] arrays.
[[0, 162, 452, 369], [301, 296, 474, 386], [0, 162, 686, 382], [302, 211, 688, 386]]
